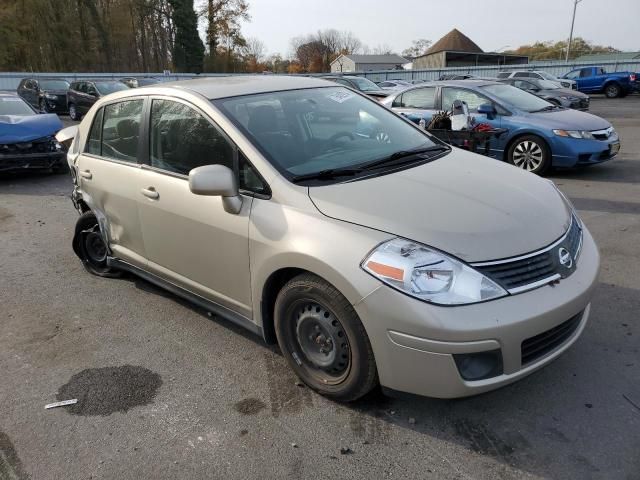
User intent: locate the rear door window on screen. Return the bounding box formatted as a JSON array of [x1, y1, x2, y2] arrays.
[[101, 99, 143, 163], [149, 99, 233, 175]]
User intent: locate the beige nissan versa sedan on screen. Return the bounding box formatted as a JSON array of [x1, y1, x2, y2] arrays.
[[57, 76, 600, 401]]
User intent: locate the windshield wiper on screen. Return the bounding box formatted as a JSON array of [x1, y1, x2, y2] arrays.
[[290, 167, 363, 183], [360, 145, 450, 171]]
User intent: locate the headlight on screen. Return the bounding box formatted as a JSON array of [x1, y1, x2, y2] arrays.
[[362, 238, 508, 305], [553, 129, 594, 140], [559, 96, 577, 101], [45, 94, 57, 100]]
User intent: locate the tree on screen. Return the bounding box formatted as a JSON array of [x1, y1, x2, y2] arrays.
[[289, 29, 363, 73], [243, 37, 266, 72], [202, 0, 249, 70], [170, 0, 204, 72], [402, 39, 432, 58], [505, 37, 620, 60]]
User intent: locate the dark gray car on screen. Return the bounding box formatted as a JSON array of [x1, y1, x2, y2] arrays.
[[499, 78, 590, 111]]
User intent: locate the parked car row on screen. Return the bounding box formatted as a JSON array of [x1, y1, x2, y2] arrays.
[[16, 76, 166, 118]]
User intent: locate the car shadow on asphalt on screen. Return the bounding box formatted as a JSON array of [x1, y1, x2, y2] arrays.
[[549, 156, 640, 184], [340, 281, 640, 478], [128, 272, 640, 478], [0, 171, 72, 196]]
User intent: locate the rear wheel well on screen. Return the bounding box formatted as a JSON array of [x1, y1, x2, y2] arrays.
[[260, 267, 307, 344]]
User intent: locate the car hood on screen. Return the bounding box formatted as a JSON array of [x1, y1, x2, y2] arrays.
[[0, 114, 63, 144], [540, 88, 587, 98], [42, 89, 68, 96], [522, 107, 609, 130], [308, 149, 572, 262]]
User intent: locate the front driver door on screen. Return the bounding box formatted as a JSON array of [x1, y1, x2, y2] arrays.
[[391, 86, 437, 127], [441, 87, 503, 158], [137, 98, 253, 318]]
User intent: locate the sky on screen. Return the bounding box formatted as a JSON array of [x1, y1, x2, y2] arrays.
[[235, 0, 640, 57]]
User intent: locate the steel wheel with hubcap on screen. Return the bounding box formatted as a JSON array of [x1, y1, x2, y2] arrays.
[[507, 135, 551, 175], [274, 273, 378, 401]]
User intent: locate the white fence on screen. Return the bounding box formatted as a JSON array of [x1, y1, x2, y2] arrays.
[[1, 59, 639, 91]]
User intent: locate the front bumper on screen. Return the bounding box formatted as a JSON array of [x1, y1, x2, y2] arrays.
[[0, 152, 66, 173], [354, 226, 600, 398], [550, 133, 620, 168]]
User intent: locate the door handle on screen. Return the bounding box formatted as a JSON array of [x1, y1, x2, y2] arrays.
[[141, 187, 159, 200], [79, 170, 92, 179]]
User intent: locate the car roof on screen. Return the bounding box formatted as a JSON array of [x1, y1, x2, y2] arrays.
[[421, 79, 500, 87], [160, 75, 333, 99]]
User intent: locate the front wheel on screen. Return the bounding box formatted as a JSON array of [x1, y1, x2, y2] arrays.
[[274, 273, 378, 402], [507, 135, 551, 175], [604, 83, 621, 98]]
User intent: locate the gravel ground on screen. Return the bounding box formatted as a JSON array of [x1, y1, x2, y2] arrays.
[[1, 96, 639, 480]]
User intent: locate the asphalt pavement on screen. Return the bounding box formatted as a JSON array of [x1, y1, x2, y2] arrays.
[[1, 96, 639, 480]]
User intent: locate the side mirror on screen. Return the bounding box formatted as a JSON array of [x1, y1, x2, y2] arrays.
[[189, 164, 242, 214], [477, 103, 496, 116]]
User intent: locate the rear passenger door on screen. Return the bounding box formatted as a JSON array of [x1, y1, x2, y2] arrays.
[[76, 98, 148, 268], [136, 97, 255, 317]]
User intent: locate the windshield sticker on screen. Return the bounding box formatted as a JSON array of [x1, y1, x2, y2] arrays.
[[0, 97, 22, 102], [327, 91, 354, 103]]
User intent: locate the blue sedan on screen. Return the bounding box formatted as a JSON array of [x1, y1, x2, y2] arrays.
[[380, 80, 620, 175]]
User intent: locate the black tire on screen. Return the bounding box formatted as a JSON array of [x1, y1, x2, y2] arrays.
[[39, 99, 49, 113], [604, 83, 621, 98], [68, 103, 79, 121], [72, 212, 122, 278], [506, 134, 551, 175], [274, 273, 378, 401]]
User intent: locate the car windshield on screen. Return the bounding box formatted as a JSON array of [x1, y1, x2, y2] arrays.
[[537, 71, 558, 81], [214, 87, 442, 180], [95, 82, 130, 95], [40, 80, 70, 90], [481, 84, 553, 112], [349, 77, 383, 92], [0, 96, 35, 115]]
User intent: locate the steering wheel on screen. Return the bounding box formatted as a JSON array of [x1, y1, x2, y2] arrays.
[[328, 131, 355, 145]]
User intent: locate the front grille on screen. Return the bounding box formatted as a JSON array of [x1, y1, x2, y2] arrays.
[[521, 311, 583, 365], [474, 215, 582, 293], [476, 250, 556, 290], [0, 136, 56, 155]]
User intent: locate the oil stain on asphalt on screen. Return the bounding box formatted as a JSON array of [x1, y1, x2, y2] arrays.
[[0, 430, 29, 480], [56, 365, 162, 416], [234, 398, 266, 415]]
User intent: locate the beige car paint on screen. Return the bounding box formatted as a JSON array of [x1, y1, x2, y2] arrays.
[[65, 76, 599, 398]]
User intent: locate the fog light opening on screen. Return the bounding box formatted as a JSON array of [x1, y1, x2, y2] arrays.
[[453, 349, 503, 381]]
